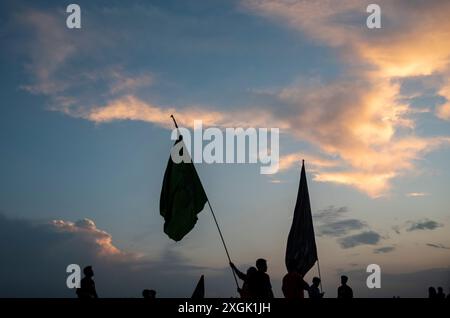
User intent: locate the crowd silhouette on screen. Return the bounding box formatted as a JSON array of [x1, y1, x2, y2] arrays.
[[75, 263, 450, 299], [428, 286, 448, 299]]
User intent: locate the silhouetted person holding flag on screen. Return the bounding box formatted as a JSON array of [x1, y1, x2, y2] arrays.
[[282, 270, 310, 299], [437, 287, 446, 299], [308, 277, 324, 299], [337, 275, 353, 299], [76, 266, 98, 299], [230, 262, 257, 299]]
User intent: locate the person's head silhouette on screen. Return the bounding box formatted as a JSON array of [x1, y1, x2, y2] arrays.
[[312, 277, 321, 287], [428, 287, 437, 298], [341, 275, 348, 285], [142, 289, 156, 299], [83, 266, 94, 278], [256, 259, 267, 273], [437, 287, 443, 293]]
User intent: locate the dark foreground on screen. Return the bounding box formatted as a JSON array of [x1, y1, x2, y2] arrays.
[[1, 298, 448, 316]]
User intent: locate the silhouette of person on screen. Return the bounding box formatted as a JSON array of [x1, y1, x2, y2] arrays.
[[253, 259, 274, 299], [142, 289, 156, 299], [76, 266, 98, 299], [308, 277, 324, 299], [337, 275, 353, 299], [428, 287, 437, 299], [230, 262, 257, 299], [436, 287, 445, 299], [282, 270, 309, 299]]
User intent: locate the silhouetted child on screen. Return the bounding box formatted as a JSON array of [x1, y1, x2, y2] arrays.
[[308, 277, 324, 299], [337, 275, 353, 299], [282, 270, 309, 299], [142, 289, 156, 299], [76, 266, 98, 299]]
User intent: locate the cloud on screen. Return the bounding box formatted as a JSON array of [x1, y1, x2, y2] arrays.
[[15, 8, 153, 114], [71, 95, 290, 131], [407, 219, 443, 232], [373, 246, 395, 254], [278, 152, 339, 172], [406, 192, 429, 197], [314, 206, 349, 222], [17, 9, 75, 95], [108, 72, 153, 95], [242, 0, 450, 77], [338, 231, 381, 249], [426, 243, 450, 250], [51, 218, 125, 257], [318, 219, 366, 237], [15, 3, 450, 197], [313, 206, 383, 249], [0, 213, 220, 297], [240, 0, 450, 197], [436, 81, 450, 120]]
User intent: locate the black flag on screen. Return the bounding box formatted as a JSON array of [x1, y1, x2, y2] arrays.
[[160, 137, 208, 241], [285, 160, 318, 276], [191, 275, 205, 299]]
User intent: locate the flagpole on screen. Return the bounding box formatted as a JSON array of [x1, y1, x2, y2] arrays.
[[206, 200, 240, 289], [170, 115, 240, 290], [317, 258, 323, 293]]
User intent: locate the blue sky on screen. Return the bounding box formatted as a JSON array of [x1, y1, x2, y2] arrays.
[[0, 0, 450, 297]]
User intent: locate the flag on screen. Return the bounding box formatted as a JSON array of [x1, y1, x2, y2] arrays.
[[160, 137, 208, 241], [285, 160, 318, 276], [191, 275, 205, 299]]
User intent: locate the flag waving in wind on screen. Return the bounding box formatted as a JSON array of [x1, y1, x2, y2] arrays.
[[160, 136, 208, 241], [285, 160, 318, 276]]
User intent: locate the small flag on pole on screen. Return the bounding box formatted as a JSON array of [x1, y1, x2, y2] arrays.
[[160, 136, 208, 241], [285, 160, 318, 276], [191, 275, 205, 299]]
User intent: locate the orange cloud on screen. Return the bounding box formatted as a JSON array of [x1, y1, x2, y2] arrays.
[[243, 0, 450, 78], [20, 3, 450, 197], [437, 81, 450, 120], [240, 0, 450, 196], [51, 218, 131, 258], [77, 95, 290, 131]]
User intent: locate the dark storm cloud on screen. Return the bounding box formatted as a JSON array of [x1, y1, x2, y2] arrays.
[[426, 243, 450, 250], [314, 206, 368, 238], [373, 246, 395, 254], [317, 219, 366, 237], [338, 231, 381, 249], [0, 213, 220, 297], [314, 206, 349, 222], [407, 219, 443, 232]]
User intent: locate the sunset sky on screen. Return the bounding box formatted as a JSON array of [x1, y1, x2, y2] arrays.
[[0, 0, 449, 297]]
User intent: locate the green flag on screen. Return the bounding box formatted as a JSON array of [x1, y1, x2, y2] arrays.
[[160, 137, 208, 241]]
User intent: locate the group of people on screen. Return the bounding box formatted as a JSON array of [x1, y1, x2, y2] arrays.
[[428, 286, 449, 299], [75, 263, 449, 299], [230, 259, 353, 299]]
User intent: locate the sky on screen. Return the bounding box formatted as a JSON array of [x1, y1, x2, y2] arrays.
[[0, 0, 449, 298]]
